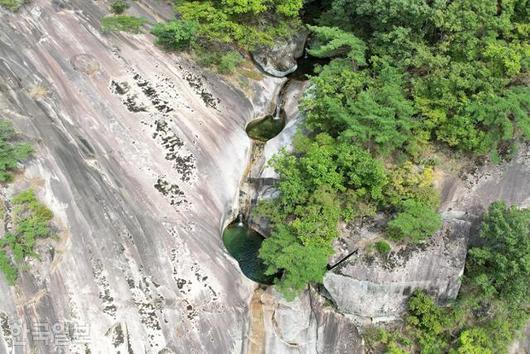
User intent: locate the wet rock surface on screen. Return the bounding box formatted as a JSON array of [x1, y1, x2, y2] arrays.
[[248, 80, 308, 236]]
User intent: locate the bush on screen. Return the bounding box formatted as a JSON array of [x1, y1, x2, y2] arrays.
[[151, 20, 197, 50], [387, 199, 442, 242], [374, 240, 391, 255], [0, 120, 32, 182], [0, 189, 54, 285], [217, 51, 243, 74], [0, 250, 17, 285], [110, 0, 128, 14], [101, 16, 147, 33]]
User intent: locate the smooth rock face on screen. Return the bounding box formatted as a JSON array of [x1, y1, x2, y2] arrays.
[[252, 32, 308, 77], [324, 220, 469, 324], [248, 287, 363, 354], [0, 1, 285, 353]]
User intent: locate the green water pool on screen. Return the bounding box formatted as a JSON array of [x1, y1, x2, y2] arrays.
[[222, 222, 275, 284], [246, 115, 285, 142]]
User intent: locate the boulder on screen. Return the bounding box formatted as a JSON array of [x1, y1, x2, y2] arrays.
[[253, 31, 308, 77], [324, 219, 470, 324]]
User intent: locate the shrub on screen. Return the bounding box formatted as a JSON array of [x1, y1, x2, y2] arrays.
[[387, 199, 442, 242], [0, 250, 17, 285], [110, 0, 128, 14], [101, 16, 147, 33], [0, 120, 32, 182], [0, 189, 54, 285], [217, 51, 243, 74], [151, 20, 197, 50], [374, 240, 391, 255]]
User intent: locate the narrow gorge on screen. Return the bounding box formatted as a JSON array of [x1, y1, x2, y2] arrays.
[[0, 0, 528, 353]]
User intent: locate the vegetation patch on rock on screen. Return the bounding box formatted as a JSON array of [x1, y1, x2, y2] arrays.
[[0, 189, 54, 285]]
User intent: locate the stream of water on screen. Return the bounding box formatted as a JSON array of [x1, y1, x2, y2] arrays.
[[222, 49, 324, 284]]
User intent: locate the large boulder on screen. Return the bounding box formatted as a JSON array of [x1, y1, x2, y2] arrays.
[[324, 218, 470, 324], [253, 31, 308, 77]]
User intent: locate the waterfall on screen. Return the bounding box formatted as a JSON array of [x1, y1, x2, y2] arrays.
[[273, 103, 281, 120]]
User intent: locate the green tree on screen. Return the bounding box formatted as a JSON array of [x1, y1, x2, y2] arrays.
[[174, 0, 302, 50], [456, 328, 494, 354], [466, 201, 530, 305], [301, 60, 417, 156], [259, 225, 332, 300], [405, 290, 452, 352], [307, 25, 366, 65]]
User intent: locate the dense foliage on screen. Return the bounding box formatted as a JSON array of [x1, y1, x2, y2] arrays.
[[150, 0, 304, 72], [256, 133, 439, 298], [254, 0, 529, 299], [0, 189, 54, 285], [313, 0, 530, 158], [173, 0, 302, 50], [151, 20, 198, 50], [368, 201, 530, 353], [0, 120, 32, 182], [466, 201, 530, 306], [101, 15, 147, 33]]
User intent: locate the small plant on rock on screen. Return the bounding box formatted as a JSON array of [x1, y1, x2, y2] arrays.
[[101, 15, 147, 33], [110, 0, 128, 15], [374, 240, 391, 255], [0, 120, 32, 182]]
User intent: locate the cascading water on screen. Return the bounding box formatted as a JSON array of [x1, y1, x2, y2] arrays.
[[273, 103, 281, 120], [222, 87, 287, 284], [223, 46, 324, 284]]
